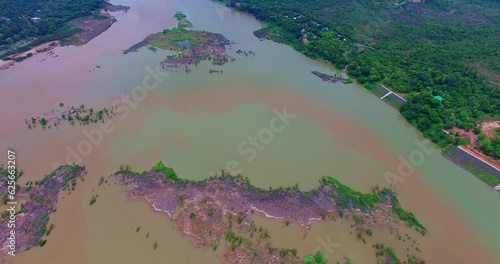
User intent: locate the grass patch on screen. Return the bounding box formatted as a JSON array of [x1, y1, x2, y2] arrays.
[[225, 230, 243, 250], [254, 26, 297, 44], [390, 196, 426, 231], [462, 161, 500, 186], [117, 164, 140, 175], [147, 30, 203, 53], [174, 12, 187, 21], [383, 96, 402, 110], [385, 247, 401, 264], [153, 161, 180, 182], [320, 176, 381, 211], [173, 12, 192, 29], [304, 251, 328, 264]]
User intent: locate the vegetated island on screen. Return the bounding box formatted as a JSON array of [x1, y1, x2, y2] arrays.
[[25, 103, 118, 130], [123, 12, 232, 70], [0, 0, 129, 69], [0, 165, 86, 254], [113, 161, 426, 263]]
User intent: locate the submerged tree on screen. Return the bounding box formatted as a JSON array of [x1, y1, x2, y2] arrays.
[[40, 118, 47, 127], [304, 251, 327, 264]]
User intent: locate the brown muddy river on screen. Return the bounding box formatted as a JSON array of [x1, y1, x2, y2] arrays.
[[0, 0, 499, 263]]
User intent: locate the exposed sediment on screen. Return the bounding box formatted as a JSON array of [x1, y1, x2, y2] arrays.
[[68, 4, 130, 46], [253, 27, 286, 44], [123, 13, 232, 69], [104, 3, 130, 13], [124, 30, 232, 68], [115, 169, 422, 228], [0, 165, 86, 254], [113, 163, 426, 262]]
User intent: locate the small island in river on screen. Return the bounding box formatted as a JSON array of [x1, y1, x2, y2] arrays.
[[0, 165, 86, 254], [0, 163, 426, 263], [25, 103, 118, 130], [124, 12, 232, 69], [113, 161, 427, 263]]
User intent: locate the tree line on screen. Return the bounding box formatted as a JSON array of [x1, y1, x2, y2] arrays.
[[226, 0, 500, 157], [0, 0, 107, 58]]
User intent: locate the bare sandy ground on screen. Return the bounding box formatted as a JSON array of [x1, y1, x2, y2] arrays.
[[0, 3, 129, 70], [0, 41, 59, 68], [0, 59, 13, 68], [451, 125, 500, 168], [482, 120, 500, 138]]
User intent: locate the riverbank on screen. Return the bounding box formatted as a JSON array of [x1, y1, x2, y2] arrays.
[[216, 0, 500, 190], [0, 3, 129, 69], [224, 1, 500, 190], [66, 3, 130, 46], [0, 41, 59, 70], [375, 85, 500, 188], [311, 71, 352, 85]]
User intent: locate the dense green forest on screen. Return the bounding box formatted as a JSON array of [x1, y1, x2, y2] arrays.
[[0, 0, 107, 57], [225, 0, 500, 156]]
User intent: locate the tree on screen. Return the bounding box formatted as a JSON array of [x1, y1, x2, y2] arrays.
[[40, 118, 47, 127], [304, 251, 327, 264]]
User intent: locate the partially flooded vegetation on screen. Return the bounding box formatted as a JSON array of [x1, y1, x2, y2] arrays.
[[0, 165, 86, 253], [312, 71, 352, 85], [25, 104, 118, 130], [123, 12, 232, 69], [113, 162, 427, 263], [1, 0, 498, 263]]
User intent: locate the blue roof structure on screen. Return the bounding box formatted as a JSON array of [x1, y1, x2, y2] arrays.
[[434, 95, 444, 102]]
